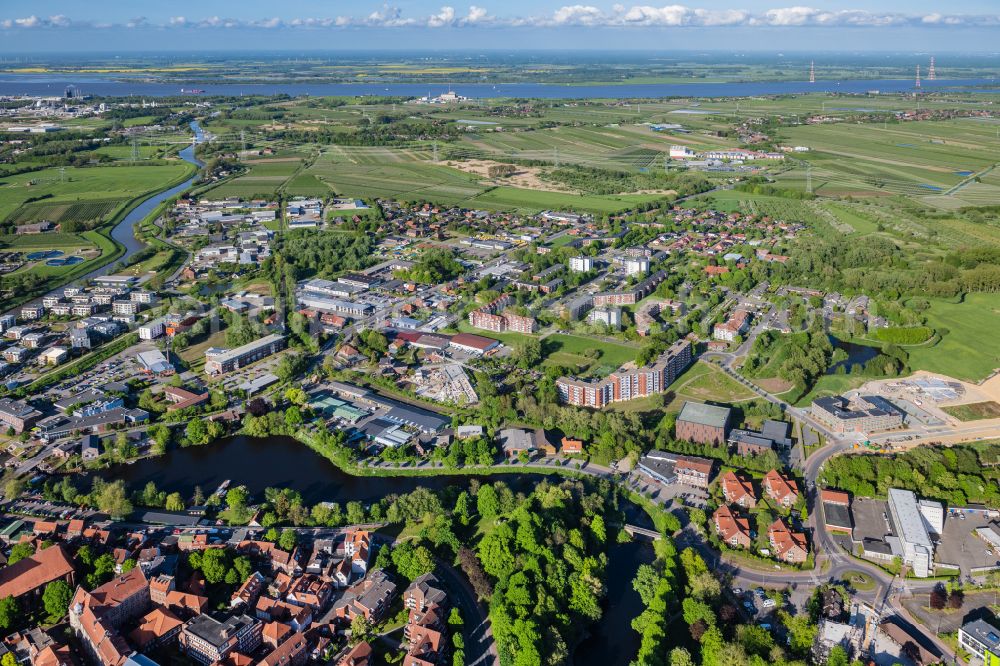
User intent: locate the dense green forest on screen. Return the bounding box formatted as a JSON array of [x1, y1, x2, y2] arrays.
[[820, 443, 1000, 507], [542, 165, 712, 197]]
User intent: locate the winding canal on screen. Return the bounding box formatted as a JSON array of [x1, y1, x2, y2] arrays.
[[83, 120, 205, 280], [2, 121, 204, 317]]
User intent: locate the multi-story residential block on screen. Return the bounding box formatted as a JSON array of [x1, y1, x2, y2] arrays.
[[467, 294, 537, 334], [138, 317, 166, 340], [674, 455, 714, 488], [179, 614, 262, 665], [959, 619, 1000, 665], [624, 258, 650, 276], [713, 309, 750, 342], [112, 300, 139, 316], [556, 340, 691, 408]]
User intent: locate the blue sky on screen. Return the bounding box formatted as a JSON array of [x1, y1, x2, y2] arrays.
[[1, 1, 999, 52]]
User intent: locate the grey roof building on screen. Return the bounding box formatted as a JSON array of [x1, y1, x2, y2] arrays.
[[959, 619, 1000, 663], [678, 402, 731, 428]]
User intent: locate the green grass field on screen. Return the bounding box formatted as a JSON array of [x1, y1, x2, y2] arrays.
[[942, 401, 1000, 422], [905, 294, 1000, 382], [540, 333, 639, 376], [666, 361, 757, 411], [0, 163, 192, 223]]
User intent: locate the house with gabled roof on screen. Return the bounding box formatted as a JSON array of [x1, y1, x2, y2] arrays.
[[768, 518, 808, 564], [713, 505, 752, 549], [763, 469, 799, 507], [720, 470, 757, 508]]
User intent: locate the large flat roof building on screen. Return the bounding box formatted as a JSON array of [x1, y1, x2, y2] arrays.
[[204, 334, 285, 375], [676, 401, 731, 445], [811, 395, 903, 434], [886, 488, 936, 578], [0, 398, 42, 434]]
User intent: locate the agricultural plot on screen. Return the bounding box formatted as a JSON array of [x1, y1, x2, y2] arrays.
[[205, 157, 303, 199], [458, 124, 676, 172], [0, 232, 96, 249], [306, 158, 486, 205], [0, 163, 192, 223], [283, 174, 332, 197], [6, 198, 124, 226], [781, 120, 1000, 198], [470, 186, 665, 214]]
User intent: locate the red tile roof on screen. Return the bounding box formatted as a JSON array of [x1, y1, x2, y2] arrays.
[[0, 545, 74, 599], [128, 608, 183, 649]]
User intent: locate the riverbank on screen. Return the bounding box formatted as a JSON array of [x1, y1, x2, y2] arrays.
[[1, 123, 203, 316]]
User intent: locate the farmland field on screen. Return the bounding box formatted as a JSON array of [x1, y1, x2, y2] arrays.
[[779, 118, 1000, 202], [7, 198, 125, 226], [205, 157, 305, 199], [0, 232, 96, 249], [0, 163, 193, 223], [470, 186, 666, 214]]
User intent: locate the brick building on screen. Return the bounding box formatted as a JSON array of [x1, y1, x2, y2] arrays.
[[675, 401, 731, 445]]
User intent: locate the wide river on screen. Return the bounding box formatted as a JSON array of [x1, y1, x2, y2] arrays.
[[3, 76, 998, 99], [102, 434, 655, 666]]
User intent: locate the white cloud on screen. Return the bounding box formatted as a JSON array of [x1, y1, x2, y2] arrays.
[[428, 6, 456, 27], [463, 6, 491, 24], [2, 5, 999, 31], [551, 5, 604, 26], [760, 6, 815, 26]]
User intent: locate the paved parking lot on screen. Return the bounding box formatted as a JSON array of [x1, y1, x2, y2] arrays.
[[936, 511, 1000, 574], [851, 497, 890, 542], [626, 471, 708, 508]]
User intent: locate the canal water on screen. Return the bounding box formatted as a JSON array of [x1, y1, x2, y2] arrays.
[[103, 434, 655, 666], [82, 120, 205, 281], [1, 121, 205, 318]]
